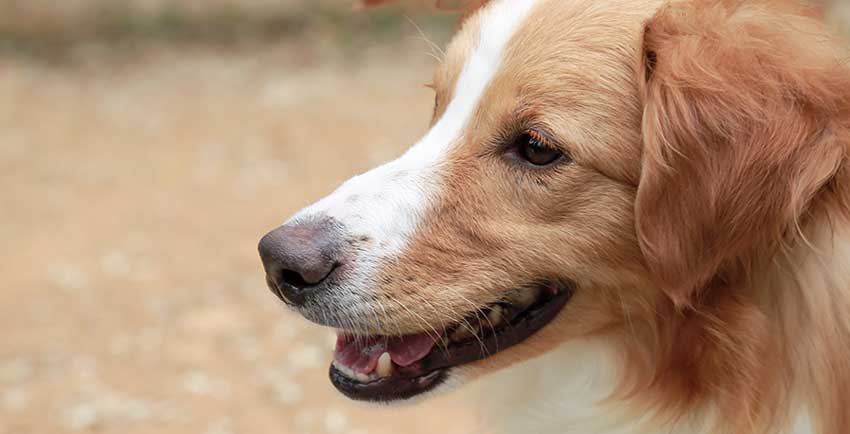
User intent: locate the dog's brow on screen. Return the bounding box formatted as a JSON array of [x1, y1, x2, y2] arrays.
[[407, 0, 540, 163]]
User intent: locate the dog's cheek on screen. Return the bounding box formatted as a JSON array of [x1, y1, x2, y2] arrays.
[[503, 168, 645, 282]]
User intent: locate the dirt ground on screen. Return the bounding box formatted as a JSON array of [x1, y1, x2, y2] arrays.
[[0, 34, 481, 434], [1, 2, 848, 434]]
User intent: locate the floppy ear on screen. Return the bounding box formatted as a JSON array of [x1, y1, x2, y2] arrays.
[[636, 0, 850, 307]]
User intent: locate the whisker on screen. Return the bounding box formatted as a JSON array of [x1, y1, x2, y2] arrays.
[[454, 292, 493, 356], [383, 294, 445, 346], [404, 15, 446, 60]]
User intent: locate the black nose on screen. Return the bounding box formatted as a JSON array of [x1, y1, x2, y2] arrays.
[[258, 217, 342, 306]]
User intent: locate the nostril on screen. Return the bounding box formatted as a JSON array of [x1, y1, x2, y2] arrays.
[[279, 268, 310, 290], [270, 263, 339, 305]]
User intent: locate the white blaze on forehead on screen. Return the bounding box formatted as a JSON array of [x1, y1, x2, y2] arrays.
[[292, 0, 540, 257], [405, 0, 541, 164]]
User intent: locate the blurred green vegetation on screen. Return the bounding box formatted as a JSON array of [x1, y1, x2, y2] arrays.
[[0, 0, 457, 58], [0, 0, 846, 60]]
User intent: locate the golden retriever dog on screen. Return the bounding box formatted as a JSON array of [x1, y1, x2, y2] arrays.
[[258, 0, 850, 432]]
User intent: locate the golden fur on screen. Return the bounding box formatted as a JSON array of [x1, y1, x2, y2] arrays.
[[357, 0, 850, 432]]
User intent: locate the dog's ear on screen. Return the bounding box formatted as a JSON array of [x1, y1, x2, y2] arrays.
[[636, 0, 850, 307]]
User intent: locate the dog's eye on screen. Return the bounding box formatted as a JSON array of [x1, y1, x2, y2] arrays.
[[516, 132, 563, 166]]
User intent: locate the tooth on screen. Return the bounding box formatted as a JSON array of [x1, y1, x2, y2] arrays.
[[376, 352, 393, 378], [488, 305, 503, 327], [506, 287, 540, 309], [334, 362, 354, 379], [450, 325, 477, 342], [334, 361, 370, 382], [450, 328, 467, 341]]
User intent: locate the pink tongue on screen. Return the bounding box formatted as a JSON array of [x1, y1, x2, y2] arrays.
[[387, 333, 436, 367], [334, 332, 436, 374], [334, 335, 385, 374]]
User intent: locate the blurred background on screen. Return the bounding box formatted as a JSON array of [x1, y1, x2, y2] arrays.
[[0, 1, 847, 434]]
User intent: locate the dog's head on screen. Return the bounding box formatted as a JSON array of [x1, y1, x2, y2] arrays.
[[259, 0, 850, 410]]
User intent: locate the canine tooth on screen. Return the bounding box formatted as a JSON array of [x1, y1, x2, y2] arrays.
[[376, 352, 393, 378], [488, 305, 503, 327]]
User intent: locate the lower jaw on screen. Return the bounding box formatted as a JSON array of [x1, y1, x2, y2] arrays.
[[330, 365, 448, 402], [328, 280, 575, 402]]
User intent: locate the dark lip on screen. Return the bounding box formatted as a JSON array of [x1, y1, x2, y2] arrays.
[[329, 280, 576, 402], [330, 365, 447, 402]]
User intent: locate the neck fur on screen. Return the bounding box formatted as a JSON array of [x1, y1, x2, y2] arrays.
[[474, 221, 850, 434]]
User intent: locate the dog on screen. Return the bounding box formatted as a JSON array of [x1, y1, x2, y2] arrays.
[[258, 0, 850, 432]]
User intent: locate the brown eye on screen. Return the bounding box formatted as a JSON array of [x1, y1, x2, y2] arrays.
[[516, 132, 563, 166]]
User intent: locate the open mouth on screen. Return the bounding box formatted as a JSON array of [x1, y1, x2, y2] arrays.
[[329, 280, 575, 402]]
